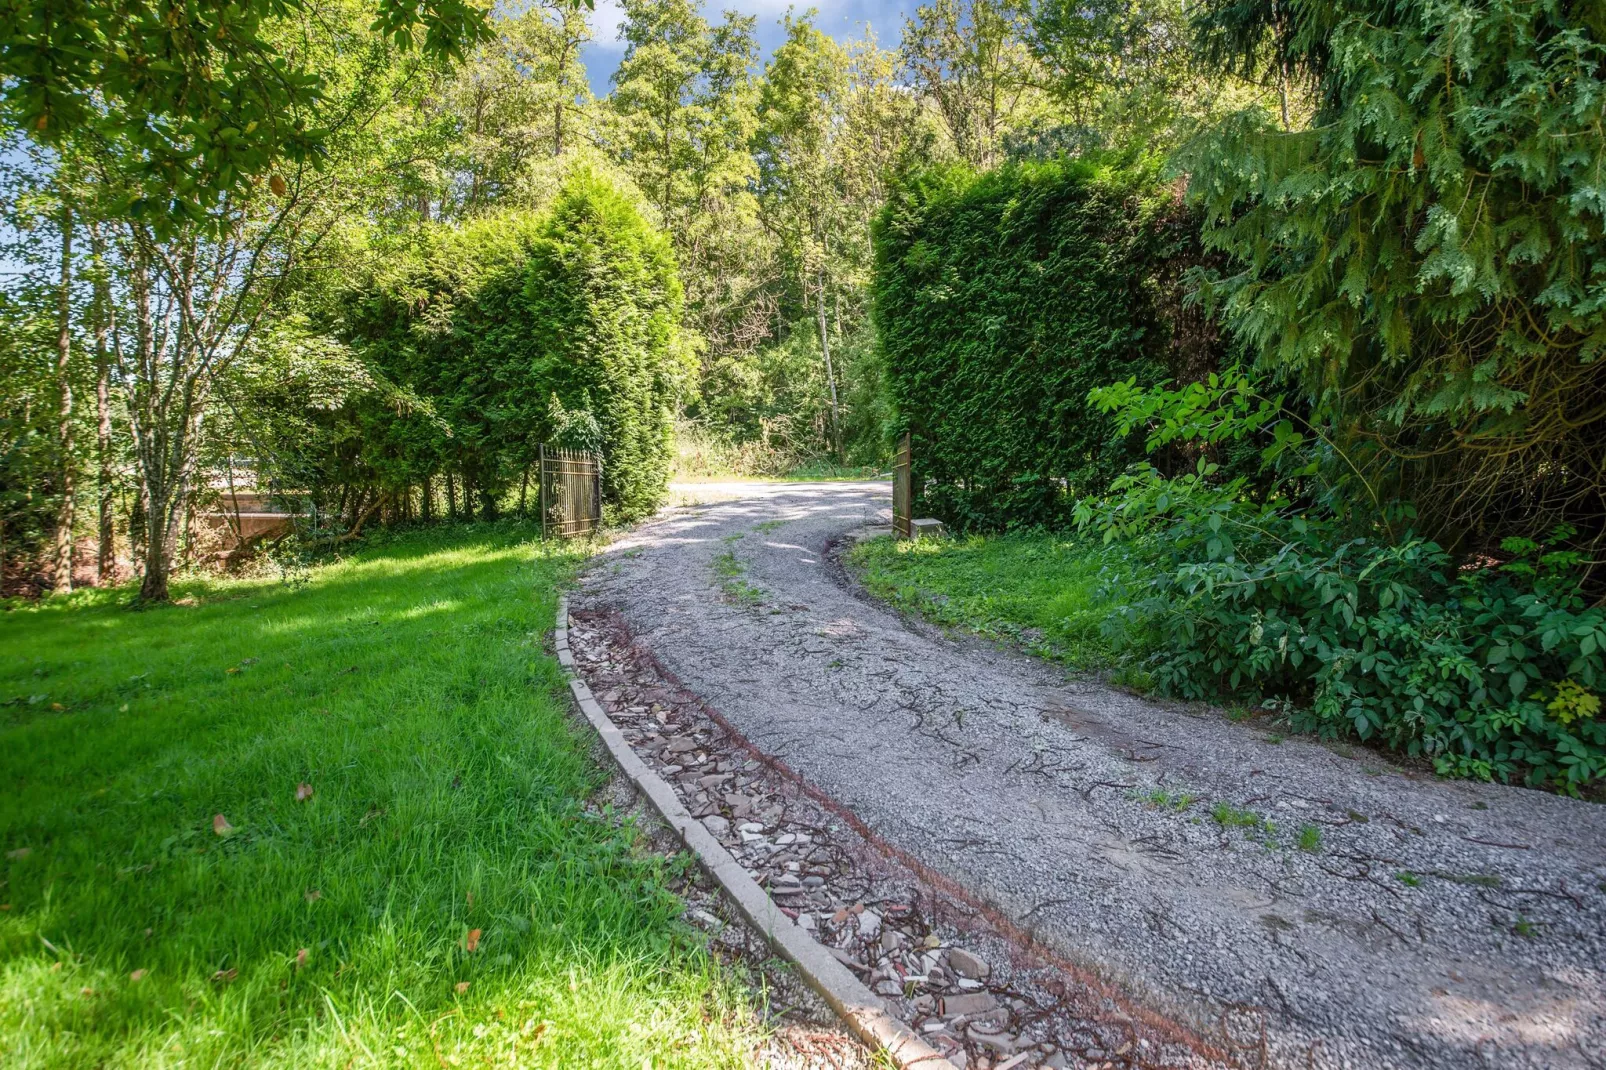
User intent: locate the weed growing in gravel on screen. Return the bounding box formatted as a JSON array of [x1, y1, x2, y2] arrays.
[[1298, 825, 1322, 852], [1395, 871, 1422, 887], [754, 519, 785, 533], [1139, 789, 1196, 811], [1211, 803, 1261, 828], [713, 550, 764, 605]]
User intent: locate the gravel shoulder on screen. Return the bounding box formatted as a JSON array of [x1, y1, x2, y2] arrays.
[[574, 480, 1606, 1070]]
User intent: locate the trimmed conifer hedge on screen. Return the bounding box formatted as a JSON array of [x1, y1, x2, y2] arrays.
[[339, 168, 688, 524], [872, 159, 1222, 530]]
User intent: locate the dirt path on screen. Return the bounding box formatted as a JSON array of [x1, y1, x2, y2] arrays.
[[575, 480, 1606, 1070]]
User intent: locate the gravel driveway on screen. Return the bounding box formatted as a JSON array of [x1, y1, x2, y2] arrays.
[[574, 480, 1606, 1070]]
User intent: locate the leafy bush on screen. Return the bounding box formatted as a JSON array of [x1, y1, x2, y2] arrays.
[[873, 157, 1229, 530], [334, 168, 689, 523], [1081, 370, 1606, 791]]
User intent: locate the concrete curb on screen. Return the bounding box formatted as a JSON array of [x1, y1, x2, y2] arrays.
[[555, 594, 956, 1070]]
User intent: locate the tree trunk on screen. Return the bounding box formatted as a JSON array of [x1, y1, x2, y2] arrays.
[[96, 347, 113, 583], [421, 473, 434, 522], [815, 273, 843, 462], [93, 228, 114, 585], [138, 480, 176, 602], [446, 472, 458, 519], [52, 203, 74, 594]]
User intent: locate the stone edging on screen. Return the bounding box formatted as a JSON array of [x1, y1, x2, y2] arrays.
[[554, 593, 957, 1070]]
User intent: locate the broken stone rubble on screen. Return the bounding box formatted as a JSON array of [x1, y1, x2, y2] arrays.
[[569, 610, 1222, 1070]]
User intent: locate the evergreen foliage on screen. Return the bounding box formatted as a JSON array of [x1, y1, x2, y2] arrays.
[[1182, 0, 1606, 554], [335, 169, 686, 524], [873, 158, 1225, 529], [524, 170, 689, 521]]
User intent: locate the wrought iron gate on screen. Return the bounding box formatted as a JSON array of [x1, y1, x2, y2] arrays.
[[539, 444, 602, 539], [892, 431, 912, 539]]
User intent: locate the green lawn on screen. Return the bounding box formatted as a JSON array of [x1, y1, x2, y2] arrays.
[[847, 532, 1156, 678], [0, 524, 763, 1068]]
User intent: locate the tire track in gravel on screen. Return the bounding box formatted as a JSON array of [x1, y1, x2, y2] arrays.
[[574, 480, 1606, 1070]]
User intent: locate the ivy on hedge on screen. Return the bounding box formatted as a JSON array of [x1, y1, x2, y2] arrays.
[[872, 158, 1225, 530]]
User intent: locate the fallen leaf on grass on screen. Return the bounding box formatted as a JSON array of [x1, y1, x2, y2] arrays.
[[7, 847, 32, 859], [51, 702, 65, 711], [295, 948, 308, 970], [226, 668, 240, 675], [294, 782, 314, 802], [465, 929, 482, 953], [455, 981, 470, 994], [212, 814, 234, 836], [0, 905, 9, 911], [359, 808, 385, 827], [303, 889, 322, 902], [211, 968, 238, 984], [130, 969, 146, 982]]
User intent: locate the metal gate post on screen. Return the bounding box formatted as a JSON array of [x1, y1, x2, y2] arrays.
[[538, 443, 548, 540]]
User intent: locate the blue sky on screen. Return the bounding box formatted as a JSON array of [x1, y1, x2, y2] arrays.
[[579, 0, 913, 94]]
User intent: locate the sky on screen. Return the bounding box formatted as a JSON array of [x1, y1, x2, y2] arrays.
[[579, 0, 913, 95]]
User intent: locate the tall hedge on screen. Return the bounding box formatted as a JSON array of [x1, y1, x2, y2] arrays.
[[338, 168, 687, 523], [873, 160, 1221, 530], [524, 171, 688, 522]]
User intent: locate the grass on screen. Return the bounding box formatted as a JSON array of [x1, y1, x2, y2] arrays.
[[712, 550, 764, 606], [777, 460, 885, 482], [846, 532, 1155, 675], [1138, 789, 1196, 812], [0, 523, 766, 1068], [1210, 803, 1262, 828]]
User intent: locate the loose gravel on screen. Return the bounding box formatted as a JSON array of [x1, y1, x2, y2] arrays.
[[573, 481, 1606, 1070], [571, 608, 1227, 1070]]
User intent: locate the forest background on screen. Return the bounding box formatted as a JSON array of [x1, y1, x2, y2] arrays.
[[0, 0, 1273, 600]]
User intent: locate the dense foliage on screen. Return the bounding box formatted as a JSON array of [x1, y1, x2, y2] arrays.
[[0, 0, 491, 225], [874, 158, 1227, 529], [331, 169, 687, 525], [1182, 0, 1606, 555], [1080, 370, 1606, 791]]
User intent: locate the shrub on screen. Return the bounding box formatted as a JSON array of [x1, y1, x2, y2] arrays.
[[1082, 370, 1606, 791], [336, 168, 689, 523], [1185, 0, 1606, 552], [872, 157, 1228, 530], [524, 170, 691, 522]]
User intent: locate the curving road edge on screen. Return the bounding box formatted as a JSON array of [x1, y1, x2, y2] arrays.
[[555, 593, 957, 1070]]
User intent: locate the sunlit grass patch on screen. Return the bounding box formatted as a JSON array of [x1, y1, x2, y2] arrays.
[[846, 531, 1156, 676], [0, 523, 765, 1068]]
